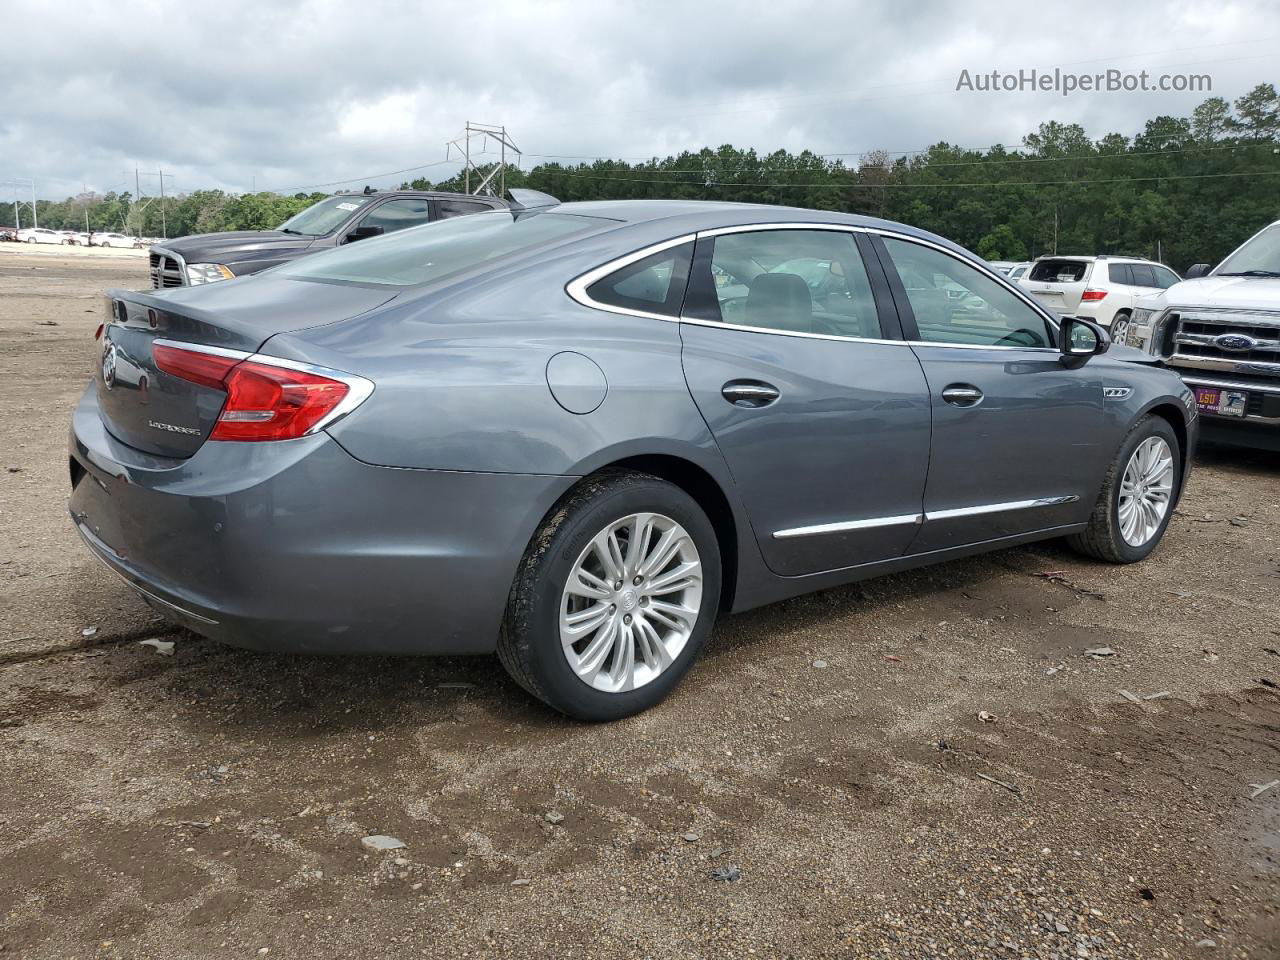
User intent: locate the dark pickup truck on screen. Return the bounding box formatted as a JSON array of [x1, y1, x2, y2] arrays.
[[148, 189, 506, 288]]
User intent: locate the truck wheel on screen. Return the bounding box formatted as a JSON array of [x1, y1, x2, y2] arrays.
[[1068, 415, 1180, 563], [498, 471, 721, 721]]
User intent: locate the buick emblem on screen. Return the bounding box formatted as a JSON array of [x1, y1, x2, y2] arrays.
[[1214, 333, 1257, 352], [101, 342, 118, 389]]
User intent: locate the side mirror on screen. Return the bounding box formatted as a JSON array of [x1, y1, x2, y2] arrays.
[[345, 225, 384, 243], [1058, 315, 1110, 367], [1184, 263, 1211, 279]]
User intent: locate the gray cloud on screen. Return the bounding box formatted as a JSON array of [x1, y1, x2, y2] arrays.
[[1, 0, 1273, 201]]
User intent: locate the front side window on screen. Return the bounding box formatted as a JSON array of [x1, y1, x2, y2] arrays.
[[358, 198, 433, 235], [585, 243, 692, 317], [1152, 265, 1180, 288], [881, 237, 1053, 348], [694, 229, 881, 338], [277, 212, 603, 286], [277, 195, 372, 236]]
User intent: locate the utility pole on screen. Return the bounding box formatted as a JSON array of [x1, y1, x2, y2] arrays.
[[2, 178, 35, 228], [159, 168, 167, 239], [445, 122, 521, 197]]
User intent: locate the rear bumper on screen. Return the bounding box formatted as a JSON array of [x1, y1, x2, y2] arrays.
[[69, 384, 574, 654]]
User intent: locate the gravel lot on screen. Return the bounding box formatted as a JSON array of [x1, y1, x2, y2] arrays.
[[1, 246, 1278, 959]]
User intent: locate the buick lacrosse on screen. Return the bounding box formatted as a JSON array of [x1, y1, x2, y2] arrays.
[[71, 198, 1196, 719]]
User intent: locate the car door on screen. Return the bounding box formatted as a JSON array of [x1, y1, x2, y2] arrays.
[[679, 226, 932, 577], [871, 233, 1106, 553]]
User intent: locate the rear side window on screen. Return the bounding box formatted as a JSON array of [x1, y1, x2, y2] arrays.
[[277, 212, 603, 286], [1107, 263, 1133, 285], [1128, 264, 1158, 287], [1028, 259, 1090, 283], [436, 198, 498, 220], [585, 243, 692, 318]]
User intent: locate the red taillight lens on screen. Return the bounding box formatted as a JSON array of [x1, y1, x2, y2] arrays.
[[153, 343, 241, 389], [152, 343, 357, 442], [1080, 289, 1107, 302], [211, 361, 350, 441]]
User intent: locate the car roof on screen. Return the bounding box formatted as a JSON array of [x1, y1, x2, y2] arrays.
[[545, 199, 969, 255], [333, 189, 506, 204]]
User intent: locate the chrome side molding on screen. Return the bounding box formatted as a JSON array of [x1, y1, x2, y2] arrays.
[[773, 497, 1078, 539]]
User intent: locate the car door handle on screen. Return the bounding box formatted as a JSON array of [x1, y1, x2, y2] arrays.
[[721, 380, 780, 408], [941, 384, 984, 407]]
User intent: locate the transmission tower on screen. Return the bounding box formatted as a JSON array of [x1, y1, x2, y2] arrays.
[[445, 122, 520, 197]]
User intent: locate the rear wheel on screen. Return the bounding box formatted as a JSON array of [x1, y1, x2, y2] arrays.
[[498, 471, 721, 721], [1067, 415, 1179, 563]]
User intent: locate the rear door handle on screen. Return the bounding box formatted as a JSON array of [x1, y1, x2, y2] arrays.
[[941, 384, 983, 407], [721, 380, 780, 408]]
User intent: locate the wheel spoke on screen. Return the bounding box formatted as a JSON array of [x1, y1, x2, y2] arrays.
[[592, 532, 625, 583], [624, 513, 655, 577], [566, 568, 611, 600], [561, 602, 613, 639], [634, 617, 672, 672], [639, 526, 686, 578], [575, 614, 619, 682], [609, 621, 636, 691], [647, 599, 696, 633], [645, 560, 701, 595]]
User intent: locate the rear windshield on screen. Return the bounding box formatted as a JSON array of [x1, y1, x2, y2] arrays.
[[1027, 259, 1090, 283], [277, 212, 604, 286]]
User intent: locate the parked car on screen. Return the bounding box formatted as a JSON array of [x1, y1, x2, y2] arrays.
[[90, 232, 139, 248], [71, 200, 1196, 720], [17, 227, 63, 244], [0, 226, 17, 242], [59, 230, 89, 245], [146, 188, 507, 288], [1017, 255, 1179, 339], [1004, 261, 1031, 282], [1125, 219, 1280, 450]]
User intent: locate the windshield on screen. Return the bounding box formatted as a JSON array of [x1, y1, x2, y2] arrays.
[[276, 212, 605, 286], [277, 195, 372, 236], [1217, 223, 1280, 275]]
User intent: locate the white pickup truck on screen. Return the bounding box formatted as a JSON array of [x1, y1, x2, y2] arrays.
[[1125, 220, 1280, 450]]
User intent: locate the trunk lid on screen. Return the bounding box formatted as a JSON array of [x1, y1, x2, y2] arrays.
[[1021, 258, 1094, 313], [95, 276, 395, 457]]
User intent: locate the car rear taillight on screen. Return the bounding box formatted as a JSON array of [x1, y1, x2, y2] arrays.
[[1080, 289, 1107, 302], [153, 342, 368, 442]]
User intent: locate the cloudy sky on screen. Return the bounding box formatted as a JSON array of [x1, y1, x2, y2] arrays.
[[2, 0, 1274, 202]]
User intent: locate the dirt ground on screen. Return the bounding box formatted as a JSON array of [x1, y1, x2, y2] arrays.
[[1, 245, 1278, 959]]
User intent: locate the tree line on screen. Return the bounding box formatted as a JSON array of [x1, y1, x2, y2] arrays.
[[14, 84, 1279, 271]]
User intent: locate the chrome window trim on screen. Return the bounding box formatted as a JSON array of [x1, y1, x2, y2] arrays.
[[151, 339, 375, 435], [565, 234, 697, 323], [565, 222, 1059, 349], [774, 513, 923, 540]]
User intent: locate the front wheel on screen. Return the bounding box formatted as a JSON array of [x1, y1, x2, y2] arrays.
[[1067, 415, 1180, 563], [498, 471, 721, 721]]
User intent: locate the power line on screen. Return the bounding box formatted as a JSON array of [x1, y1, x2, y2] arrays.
[[262, 158, 456, 194], [544, 169, 1280, 190]]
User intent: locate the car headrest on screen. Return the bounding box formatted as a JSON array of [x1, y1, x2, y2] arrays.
[[746, 273, 812, 332]]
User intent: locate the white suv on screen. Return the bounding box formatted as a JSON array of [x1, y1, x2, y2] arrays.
[[1017, 255, 1180, 341]]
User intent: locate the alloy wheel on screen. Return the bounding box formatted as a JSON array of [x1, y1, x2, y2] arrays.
[[1110, 316, 1130, 344], [559, 512, 703, 693], [1118, 436, 1173, 546]]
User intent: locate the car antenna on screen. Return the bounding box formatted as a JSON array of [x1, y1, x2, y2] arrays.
[[506, 188, 560, 219]]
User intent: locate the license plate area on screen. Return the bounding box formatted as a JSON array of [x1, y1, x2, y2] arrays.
[[1194, 386, 1248, 417]]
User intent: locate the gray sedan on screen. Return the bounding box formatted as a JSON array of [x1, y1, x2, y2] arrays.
[[70, 200, 1197, 720]]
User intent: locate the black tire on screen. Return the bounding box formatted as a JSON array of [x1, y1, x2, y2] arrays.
[[497, 470, 721, 721], [1067, 415, 1180, 563]]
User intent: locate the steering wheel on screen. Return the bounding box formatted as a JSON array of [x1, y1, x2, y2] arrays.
[[994, 328, 1044, 348]]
